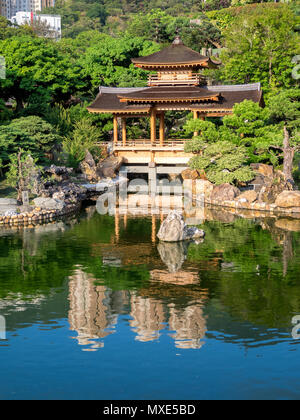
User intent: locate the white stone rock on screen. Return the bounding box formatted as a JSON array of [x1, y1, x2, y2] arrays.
[[157, 210, 205, 242], [33, 197, 65, 210]]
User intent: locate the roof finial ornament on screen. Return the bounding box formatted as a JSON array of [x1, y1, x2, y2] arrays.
[[172, 35, 184, 45]]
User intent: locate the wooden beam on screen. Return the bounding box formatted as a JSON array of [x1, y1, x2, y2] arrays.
[[159, 112, 165, 146], [150, 108, 156, 145], [113, 114, 118, 144], [122, 118, 127, 146]]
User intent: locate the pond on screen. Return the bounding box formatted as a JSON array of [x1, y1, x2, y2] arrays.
[[0, 204, 300, 400]]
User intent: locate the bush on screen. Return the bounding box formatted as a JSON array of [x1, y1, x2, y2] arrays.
[[62, 118, 102, 168], [0, 116, 62, 165], [187, 140, 254, 185]]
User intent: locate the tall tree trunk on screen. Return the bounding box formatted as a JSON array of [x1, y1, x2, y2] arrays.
[[15, 96, 24, 113], [283, 125, 295, 182]]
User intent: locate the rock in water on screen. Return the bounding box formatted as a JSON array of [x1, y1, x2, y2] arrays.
[[211, 183, 240, 202], [157, 210, 205, 242], [157, 241, 189, 272]]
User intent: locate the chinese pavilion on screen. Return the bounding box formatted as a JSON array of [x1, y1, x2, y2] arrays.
[[87, 37, 263, 167]]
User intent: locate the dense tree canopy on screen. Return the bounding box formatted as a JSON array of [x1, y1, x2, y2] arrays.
[[219, 4, 300, 92], [0, 116, 62, 164], [0, 36, 86, 111], [0, 1, 299, 182]]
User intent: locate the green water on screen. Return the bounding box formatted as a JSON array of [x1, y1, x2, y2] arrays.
[[0, 205, 300, 399]]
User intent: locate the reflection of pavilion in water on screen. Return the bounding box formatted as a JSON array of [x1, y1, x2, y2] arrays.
[[69, 204, 252, 350], [68, 267, 208, 350], [68, 269, 128, 350]]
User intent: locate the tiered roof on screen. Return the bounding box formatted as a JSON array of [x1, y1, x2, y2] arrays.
[[87, 84, 262, 115], [87, 38, 262, 116], [131, 37, 219, 69]]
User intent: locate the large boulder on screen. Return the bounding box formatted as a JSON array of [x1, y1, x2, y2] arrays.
[[211, 183, 240, 202], [275, 191, 300, 208], [33, 197, 65, 211], [79, 150, 98, 182], [181, 168, 199, 180], [236, 190, 258, 204], [44, 165, 73, 183], [96, 156, 124, 179], [157, 210, 205, 242], [196, 180, 214, 199], [250, 163, 274, 179], [258, 171, 295, 204]]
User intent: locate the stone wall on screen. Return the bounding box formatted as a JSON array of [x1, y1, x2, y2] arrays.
[[0, 202, 81, 227]]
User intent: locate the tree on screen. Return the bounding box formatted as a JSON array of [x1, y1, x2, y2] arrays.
[[184, 94, 300, 184], [219, 3, 300, 92], [63, 118, 102, 167], [0, 36, 86, 111], [6, 150, 41, 201], [125, 9, 221, 50], [0, 99, 12, 125], [86, 4, 108, 25], [184, 120, 254, 184], [0, 16, 35, 40], [268, 89, 300, 181], [0, 116, 62, 165], [80, 34, 159, 88]]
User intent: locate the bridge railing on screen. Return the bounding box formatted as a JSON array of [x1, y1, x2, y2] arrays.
[[114, 139, 188, 149]]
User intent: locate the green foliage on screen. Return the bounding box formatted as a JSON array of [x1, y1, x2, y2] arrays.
[[0, 116, 62, 165], [187, 140, 254, 184], [0, 36, 86, 110], [79, 34, 158, 88], [185, 94, 300, 178], [0, 99, 12, 125], [268, 88, 300, 140], [6, 150, 40, 196], [0, 16, 36, 40], [62, 118, 102, 167], [219, 3, 300, 93], [125, 9, 221, 50]]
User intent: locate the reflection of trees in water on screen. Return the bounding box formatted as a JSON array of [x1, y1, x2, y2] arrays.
[[1, 207, 300, 345], [187, 215, 300, 329]]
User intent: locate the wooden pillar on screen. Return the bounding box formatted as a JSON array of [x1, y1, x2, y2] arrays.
[[150, 108, 156, 145], [159, 112, 165, 146], [122, 117, 126, 146], [113, 115, 118, 144], [193, 110, 199, 137]]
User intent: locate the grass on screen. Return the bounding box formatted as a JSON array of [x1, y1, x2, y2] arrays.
[[0, 177, 17, 199]]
